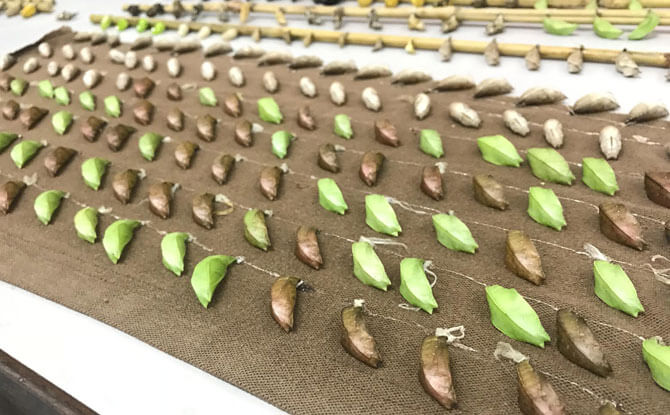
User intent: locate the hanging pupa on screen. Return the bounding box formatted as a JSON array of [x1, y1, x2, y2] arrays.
[[615, 50, 640, 78], [408, 14, 425, 31], [567, 47, 584, 74], [525, 45, 541, 71], [439, 37, 452, 62], [442, 15, 459, 33], [484, 39, 500, 66], [486, 14, 505, 35]]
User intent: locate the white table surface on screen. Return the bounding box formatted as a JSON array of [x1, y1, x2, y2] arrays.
[[0, 1, 668, 414]]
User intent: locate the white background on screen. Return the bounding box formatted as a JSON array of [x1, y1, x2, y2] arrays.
[[0, 1, 668, 414]]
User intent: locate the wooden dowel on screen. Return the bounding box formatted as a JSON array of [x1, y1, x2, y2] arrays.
[[90, 14, 670, 68], [119, 2, 670, 25]]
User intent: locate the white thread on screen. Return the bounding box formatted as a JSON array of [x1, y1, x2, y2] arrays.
[[643, 255, 670, 285], [435, 325, 464, 343], [424, 260, 438, 287], [494, 341, 528, 363], [385, 196, 432, 215], [358, 235, 408, 251], [435, 161, 448, 174], [583, 243, 610, 262], [398, 303, 422, 312]]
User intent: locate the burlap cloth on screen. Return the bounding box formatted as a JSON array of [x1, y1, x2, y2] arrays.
[[0, 28, 668, 414]]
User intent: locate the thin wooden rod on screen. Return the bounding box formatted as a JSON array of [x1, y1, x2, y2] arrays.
[[120, 2, 670, 25], [90, 14, 670, 68]]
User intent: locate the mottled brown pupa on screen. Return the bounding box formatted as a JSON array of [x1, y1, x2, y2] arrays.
[[341, 301, 381, 368], [598, 202, 646, 250], [505, 230, 544, 285], [295, 226, 323, 270], [271, 276, 301, 332], [419, 334, 457, 409], [517, 360, 567, 415]]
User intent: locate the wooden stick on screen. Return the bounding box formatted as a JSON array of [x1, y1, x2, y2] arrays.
[[90, 14, 670, 68], [120, 2, 670, 25]]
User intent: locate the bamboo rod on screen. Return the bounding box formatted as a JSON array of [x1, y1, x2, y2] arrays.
[[121, 0, 670, 12], [119, 2, 670, 25], [89, 14, 670, 68]]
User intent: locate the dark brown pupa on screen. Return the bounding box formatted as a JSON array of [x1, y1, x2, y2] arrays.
[[271, 276, 301, 332], [420, 166, 444, 200], [297, 105, 317, 131], [473, 174, 508, 210], [112, 169, 141, 204], [166, 82, 182, 101], [43, 146, 76, 177], [359, 151, 385, 186], [223, 93, 242, 118], [505, 230, 544, 285], [133, 76, 155, 98], [133, 100, 154, 125], [341, 301, 381, 368], [211, 154, 235, 184], [81, 116, 107, 142], [234, 119, 253, 147], [174, 141, 199, 169], [556, 309, 611, 377], [0, 181, 26, 214], [148, 182, 175, 219], [19, 106, 48, 130], [196, 114, 217, 142], [0, 73, 14, 91], [517, 360, 567, 415], [419, 333, 457, 409], [295, 226, 323, 270], [2, 100, 19, 120], [166, 107, 184, 132], [318, 143, 340, 173], [598, 202, 646, 250], [644, 171, 670, 208], [259, 166, 282, 201], [192, 192, 215, 229], [374, 119, 400, 147], [106, 124, 136, 152]]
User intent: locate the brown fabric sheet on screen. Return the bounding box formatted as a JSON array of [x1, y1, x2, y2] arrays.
[[0, 28, 669, 414]]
